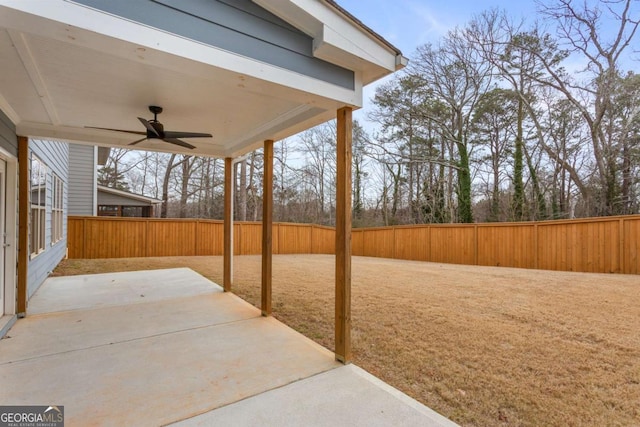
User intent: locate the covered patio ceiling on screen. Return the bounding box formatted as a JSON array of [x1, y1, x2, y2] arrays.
[[0, 0, 406, 158]]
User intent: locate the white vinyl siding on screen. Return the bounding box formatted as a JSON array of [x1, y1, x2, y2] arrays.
[[0, 109, 18, 156], [67, 144, 96, 216], [27, 139, 69, 299]]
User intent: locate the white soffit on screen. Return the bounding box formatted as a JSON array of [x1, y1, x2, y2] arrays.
[[0, 0, 402, 158], [0, 1, 359, 105]]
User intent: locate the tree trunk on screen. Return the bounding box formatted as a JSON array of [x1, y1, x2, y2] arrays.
[[621, 141, 632, 214], [456, 141, 473, 223], [239, 159, 247, 221], [523, 144, 547, 220], [179, 156, 192, 218], [491, 167, 500, 222], [161, 154, 177, 218], [248, 152, 258, 221], [353, 160, 363, 221], [512, 96, 525, 220]]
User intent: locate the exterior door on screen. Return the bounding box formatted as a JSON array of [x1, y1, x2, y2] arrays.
[[0, 160, 5, 316]]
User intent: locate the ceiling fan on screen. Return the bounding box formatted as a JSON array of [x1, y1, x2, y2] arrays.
[[86, 105, 212, 150]]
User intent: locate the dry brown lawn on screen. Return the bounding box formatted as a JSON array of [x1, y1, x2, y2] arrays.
[[52, 255, 640, 426]]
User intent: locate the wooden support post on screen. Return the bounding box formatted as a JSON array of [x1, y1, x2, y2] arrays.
[[335, 107, 352, 364], [17, 136, 28, 316], [261, 140, 274, 316], [223, 157, 233, 292]]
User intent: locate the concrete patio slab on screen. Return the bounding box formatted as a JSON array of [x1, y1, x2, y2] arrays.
[[1, 317, 338, 426], [0, 268, 457, 426], [174, 364, 458, 427], [27, 268, 215, 314], [0, 292, 258, 364]]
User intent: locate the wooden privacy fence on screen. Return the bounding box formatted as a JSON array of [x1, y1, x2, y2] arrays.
[[351, 215, 640, 275], [67, 217, 335, 259], [67, 215, 640, 274]]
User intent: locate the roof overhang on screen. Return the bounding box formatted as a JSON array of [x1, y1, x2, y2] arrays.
[[254, 0, 408, 84], [0, 0, 404, 158], [97, 185, 162, 205]]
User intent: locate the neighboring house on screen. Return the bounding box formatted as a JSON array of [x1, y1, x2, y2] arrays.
[[67, 143, 98, 217], [0, 0, 404, 362], [97, 186, 162, 218], [68, 143, 160, 218]]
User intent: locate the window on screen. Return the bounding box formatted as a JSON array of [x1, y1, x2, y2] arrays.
[[122, 206, 144, 217], [30, 154, 47, 257], [98, 205, 119, 216], [51, 173, 64, 244]]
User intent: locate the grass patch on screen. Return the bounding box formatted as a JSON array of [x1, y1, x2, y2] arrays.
[[53, 254, 640, 426]]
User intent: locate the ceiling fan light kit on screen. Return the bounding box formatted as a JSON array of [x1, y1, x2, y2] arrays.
[[86, 105, 212, 150]]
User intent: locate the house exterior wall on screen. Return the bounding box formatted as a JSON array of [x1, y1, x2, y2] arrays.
[[0, 109, 18, 318], [0, 109, 17, 157], [27, 139, 68, 298], [68, 143, 96, 216], [73, 0, 354, 89]]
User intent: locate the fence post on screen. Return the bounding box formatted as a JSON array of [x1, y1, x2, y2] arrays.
[[474, 224, 479, 266], [195, 220, 199, 256], [619, 218, 625, 274], [237, 223, 241, 256], [82, 217, 87, 259], [427, 225, 431, 262], [534, 223, 538, 269], [279, 223, 284, 254], [393, 227, 396, 259], [145, 219, 149, 258], [273, 223, 278, 255]]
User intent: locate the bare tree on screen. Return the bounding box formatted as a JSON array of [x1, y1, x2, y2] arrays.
[[533, 0, 638, 214], [298, 122, 336, 224], [236, 159, 248, 221], [98, 148, 140, 191], [411, 28, 494, 223], [471, 88, 518, 221]]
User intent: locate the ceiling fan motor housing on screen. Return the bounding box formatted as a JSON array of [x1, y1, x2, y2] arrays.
[[149, 121, 164, 138]]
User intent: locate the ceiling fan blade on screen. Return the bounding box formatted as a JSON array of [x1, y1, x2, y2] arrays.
[[138, 117, 160, 137], [128, 137, 147, 146], [164, 131, 212, 139], [163, 138, 196, 150], [86, 126, 147, 136]]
